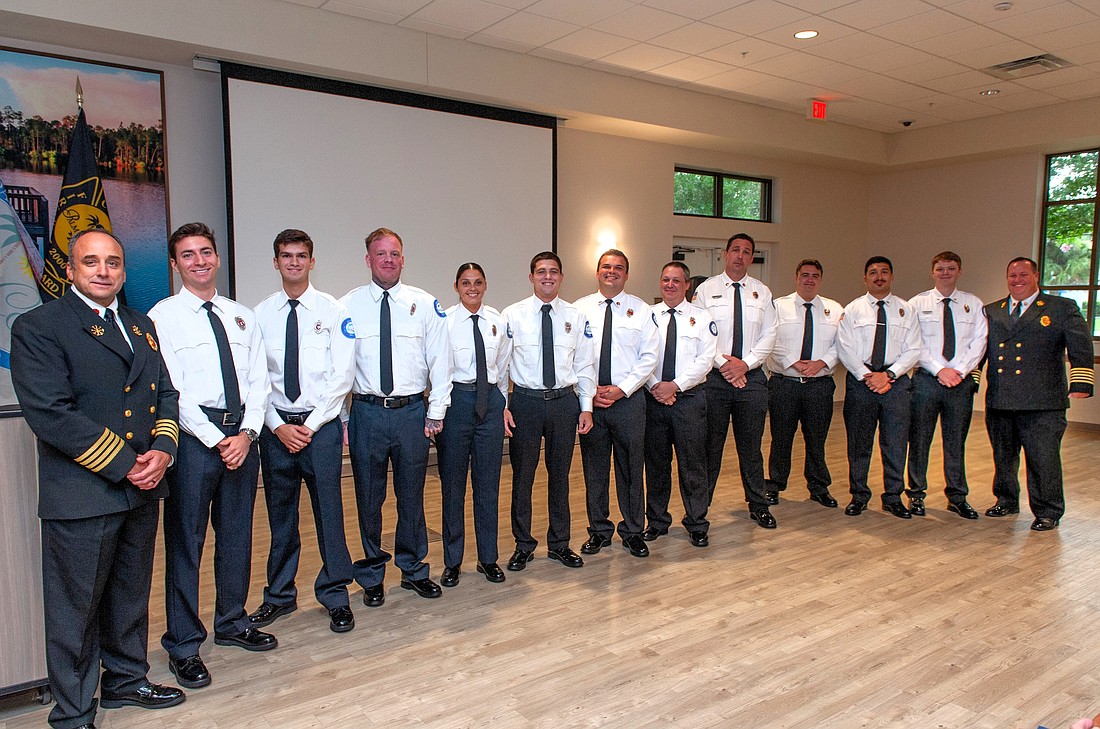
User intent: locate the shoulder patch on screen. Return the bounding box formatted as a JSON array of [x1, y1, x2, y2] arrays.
[[506, 323, 513, 339], [583, 321, 593, 338], [651, 312, 657, 326], [709, 321, 718, 336], [434, 299, 446, 318], [341, 317, 355, 338]]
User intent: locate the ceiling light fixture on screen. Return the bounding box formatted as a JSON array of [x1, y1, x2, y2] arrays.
[[979, 89, 1002, 96], [793, 30, 818, 39], [993, 1, 1012, 10]]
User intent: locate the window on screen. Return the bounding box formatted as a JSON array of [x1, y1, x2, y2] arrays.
[[1040, 149, 1100, 335], [674, 168, 771, 222]]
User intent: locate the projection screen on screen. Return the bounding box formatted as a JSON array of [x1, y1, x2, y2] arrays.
[[222, 64, 556, 309]]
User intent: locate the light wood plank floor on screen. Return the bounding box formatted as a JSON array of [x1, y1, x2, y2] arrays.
[[4, 416, 1100, 729]]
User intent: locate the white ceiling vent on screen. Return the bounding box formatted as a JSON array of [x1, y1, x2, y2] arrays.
[[982, 53, 1072, 80]]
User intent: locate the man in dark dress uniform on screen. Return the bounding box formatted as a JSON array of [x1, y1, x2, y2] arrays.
[[12, 229, 184, 729], [984, 256, 1093, 531]]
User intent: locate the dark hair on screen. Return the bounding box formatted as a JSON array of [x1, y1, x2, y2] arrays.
[[796, 258, 823, 275], [864, 255, 893, 274], [274, 229, 314, 257], [662, 261, 690, 278], [530, 251, 562, 274], [69, 227, 125, 263], [1007, 256, 1038, 273], [365, 227, 402, 252], [932, 250, 962, 267], [168, 222, 216, 260], [726, 232, 755, 253], [597, 248, 629, 273], [455, 262, 486, 284]]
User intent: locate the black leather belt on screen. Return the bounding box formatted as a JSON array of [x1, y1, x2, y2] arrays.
[[352, 393, 424, 409], [772, 374, 830, 384], [513, 385, 573, 400], [200, 405, 243, 427], [452, 382, 482, 392], [276, 408, 313, 425]]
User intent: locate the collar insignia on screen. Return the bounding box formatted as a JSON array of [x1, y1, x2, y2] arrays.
[[91, 324, 104, 337]]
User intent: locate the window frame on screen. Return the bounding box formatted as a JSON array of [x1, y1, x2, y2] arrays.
[[674, 166, 772, 223], [1038, 148, 1100, 338]]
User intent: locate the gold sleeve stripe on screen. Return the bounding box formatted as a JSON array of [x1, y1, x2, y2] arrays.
[[153, 419, 180, 444], [74, 428, 126, 473], [1069, 368, 1094, 383], [969, 369, 982, 385]]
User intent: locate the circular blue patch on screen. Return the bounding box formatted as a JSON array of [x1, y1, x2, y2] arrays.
[[434, 299, 446, 318], [341, 317, 355, 338], [709, 321, 718, 336]]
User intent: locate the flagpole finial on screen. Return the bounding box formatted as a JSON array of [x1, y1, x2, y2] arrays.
[[76, 76, 83, 109]]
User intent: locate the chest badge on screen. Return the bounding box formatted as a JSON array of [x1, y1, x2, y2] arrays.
[[752, 291, 759, 299], [1040, 315, 1051, 327], [824, 309, 831, 316], [964, 304, 970, 313], [235, 316, 246, 330], [91, 324, 104, 337], [491, 324, 497, 336], [410, 302, 417, 316], [564, 322, 572, 334], [314, 320, 324, 334], [898, 308, 905, 317], [146, 332, 158, 351], [689, 317, 696, 327], [626, 308, 634, 317]]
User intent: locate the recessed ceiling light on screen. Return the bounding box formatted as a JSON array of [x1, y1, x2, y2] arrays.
[[979, 88, 1002, 96], [994, 1, 1012, 10], [794, 30, 818, 39]]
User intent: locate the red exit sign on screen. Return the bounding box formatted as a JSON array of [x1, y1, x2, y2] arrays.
[[808, 99, 827, 121]]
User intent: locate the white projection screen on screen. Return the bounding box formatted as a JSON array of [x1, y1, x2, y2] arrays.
[[222, 64, 556, 309]]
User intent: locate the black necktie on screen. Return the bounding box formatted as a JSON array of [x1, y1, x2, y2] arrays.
[[203, 301, 242, 416], [599, 298, 613, 387], [800, 302, 814, 361], [941, 298, 955, 362], [541, 303, 555, 389], [103, 309, 133, 365], [285, 299, 301, 402], [1012, 301, 1022, 320], [870, 300, 887, 372], [732, 283, 743, 359], [662, 308, 677, 381], [380, 291, 393, 395], [471, 314, 489, 420]]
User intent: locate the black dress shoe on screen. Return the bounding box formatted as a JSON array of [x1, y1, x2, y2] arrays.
[[507, 549, 534, 571], [547, 546, 584, 568], [844, 500, 867, 516], [810, 491, 838, 508], [985, 503, 1020, 517], [247, 601, 296, 628], [883, 502, 912, 519], [328, 606, 355, 633], [641, 526, 667, 542], [908, 497, 926, 516], [1031, 517, 1059, 531], [764, 490, 779, 505], [622, 535, 649, 557], [689, 530, 709, 547], [101, 681, 186, 709], [441, 566, 461, 587], [168, 655, 211, 689], [74, 725, 96, 729], [400, 577, 442, 598], [749, 508, 777, 529], [477, 561, 506, 583], [363, 584, 386, 607], [948, 501, 979, 520], [580, 534, 612, 554], [214, 627, 278, 651]]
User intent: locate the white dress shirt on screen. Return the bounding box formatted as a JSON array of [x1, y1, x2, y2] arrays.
[[1008, 290, 1040, 316], [837, 293, 922, 380], [767, 293, 842, 378], [445, 302, 512, 398], [575, 290, 659, 398], [692, 272, 777, 370], [500, 295, 596, 411], [71, 288, 132, 350], [149, 287, 270, 447], [340, 280, 453, 420], [254, 284, 355, 433], [909, 288, 988, 377], [645, 300, 718, 392]]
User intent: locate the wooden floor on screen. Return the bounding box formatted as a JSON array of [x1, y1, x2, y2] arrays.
[[4, 417, 1100, 729]]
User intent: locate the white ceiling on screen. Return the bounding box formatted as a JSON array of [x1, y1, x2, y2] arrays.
[[282, 0, 1100, 133]]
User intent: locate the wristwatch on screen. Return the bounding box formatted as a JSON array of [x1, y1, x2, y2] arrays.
[[241, 428, 259, 444], [885, 369, 897, 381]]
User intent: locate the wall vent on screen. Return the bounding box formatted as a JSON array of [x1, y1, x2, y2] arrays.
[[983, 53, 1072, 80]]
